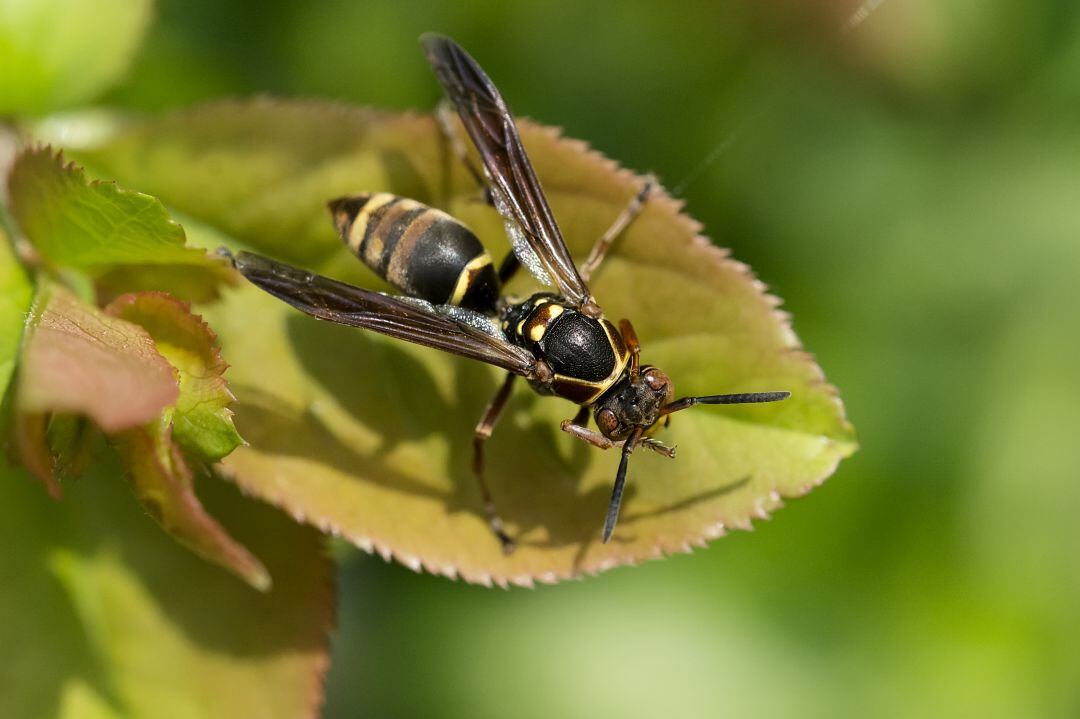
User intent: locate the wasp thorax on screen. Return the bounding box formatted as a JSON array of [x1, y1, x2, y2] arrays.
[[593, 365, 675, 440]]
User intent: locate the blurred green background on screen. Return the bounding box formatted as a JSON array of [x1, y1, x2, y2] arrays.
[[47, 0, 1080, 716]]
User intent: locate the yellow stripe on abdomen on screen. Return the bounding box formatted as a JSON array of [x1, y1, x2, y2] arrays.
[[348, 192, 397, 255]]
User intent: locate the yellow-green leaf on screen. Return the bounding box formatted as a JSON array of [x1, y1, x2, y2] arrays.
[[6, 147, 234, 299], [0, 0, 152, 115], [106, 292, 243, 462], [73, 100, 856, 585], [0, 228, 33, 398], [0, 460, 333, 718]]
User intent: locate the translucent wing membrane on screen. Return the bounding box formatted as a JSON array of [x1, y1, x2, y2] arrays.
[[231, 251, 537, 376], [422, 33, 593, 306]]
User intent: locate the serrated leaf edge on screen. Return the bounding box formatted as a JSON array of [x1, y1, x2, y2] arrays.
[[205, 105, 858, 588], [8, 145, 213, 270]]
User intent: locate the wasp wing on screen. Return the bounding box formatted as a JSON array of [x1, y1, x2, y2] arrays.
[[233, 251, 537, 376], [422, 33, 593, 307]]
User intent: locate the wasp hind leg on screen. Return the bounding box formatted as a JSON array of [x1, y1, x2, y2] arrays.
[[472, 372, 518, 554], [436, 99, 490, 197], [436, 100, 522, 287], [497, 252, 521, 286], [579, 177, 656, 283]]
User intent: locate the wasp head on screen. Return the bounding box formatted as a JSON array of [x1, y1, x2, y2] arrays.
[[590, 360, 789, 543], [593, 365, 674, 440]]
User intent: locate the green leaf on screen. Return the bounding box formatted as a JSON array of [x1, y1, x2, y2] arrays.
[[0, 228, 33, 398], [0, 0, 152, 115], [73, 100, 856, 585], [94, 263, 238, 304], [106, 292, 243, 462], [72, 100, 415, 267], [0, 460, 333, 718], [6, 147, 234, 299], [110, 416, 268, 591]]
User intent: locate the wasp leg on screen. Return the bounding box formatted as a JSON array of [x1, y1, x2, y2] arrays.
[[619, 318, 641, 378], [473, 371, 518, 553], [560, 418, 615, 450], [579, 176, 655, 283], [437, 100, 517, 285], [497, 251, 521, 286], [436, 99, 489, 195], [641, 437, 677, 458], [560, 417, 676, 458]]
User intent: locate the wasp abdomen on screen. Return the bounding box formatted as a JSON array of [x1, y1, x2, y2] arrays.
[[329, 193, 499, 313]]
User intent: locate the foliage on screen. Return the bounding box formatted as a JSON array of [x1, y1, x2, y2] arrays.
[[0, 460, 332, 719], [2, 147, 330, 713], [0, 0, 152, 114], [66, 101, 853, 584], [0, 1, 872, 717]]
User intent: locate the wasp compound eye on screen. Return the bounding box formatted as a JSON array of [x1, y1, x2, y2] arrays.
[[643, 368, 669, 392], [597, 408, 619, 437]]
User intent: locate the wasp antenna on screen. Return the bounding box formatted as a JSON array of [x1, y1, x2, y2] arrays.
[[696, 391, 790, 404], [660, 390, 790, 416], [602, 427, 643, 542]]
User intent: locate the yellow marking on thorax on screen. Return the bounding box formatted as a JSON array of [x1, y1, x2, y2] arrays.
[[347, 192, 397, 252], [525, 303, 565, 342], [448, 252, 494, 305], [542, 304, 565, 320]]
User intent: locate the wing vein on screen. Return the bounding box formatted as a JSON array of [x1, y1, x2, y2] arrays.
[[233, 251, 537, 376], [422, 33, 592, 306]]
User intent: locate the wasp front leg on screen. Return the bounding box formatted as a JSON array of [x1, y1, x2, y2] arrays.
[[560, 406, 609, 448], [560, 412, 676, 458]]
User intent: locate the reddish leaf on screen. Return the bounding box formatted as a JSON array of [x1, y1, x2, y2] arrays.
[[16, 282, 178, 434], [10, 413, 61, 498]]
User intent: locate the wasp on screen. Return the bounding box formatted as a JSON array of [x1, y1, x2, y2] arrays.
[[229, 34, 789, 552]]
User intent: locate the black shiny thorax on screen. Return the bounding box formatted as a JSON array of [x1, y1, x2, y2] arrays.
[[501, 293, 630, 404]]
